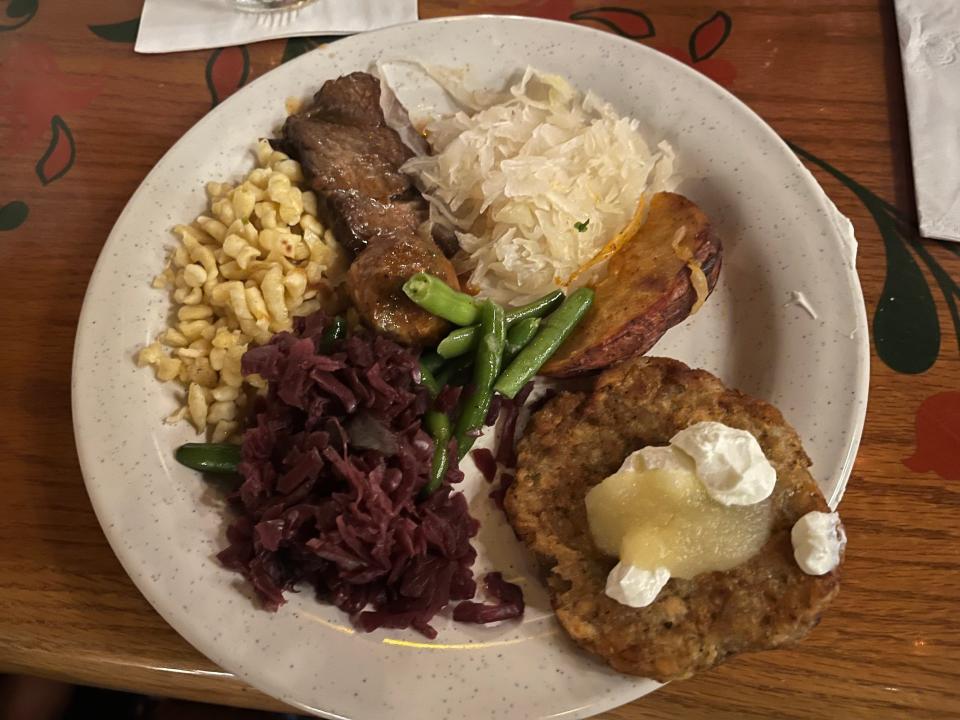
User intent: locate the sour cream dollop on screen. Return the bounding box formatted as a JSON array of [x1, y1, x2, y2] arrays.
[[791, 511, 846, 575], [671, 421, 777, 506], [586, 423, 776, 609], [605, 563, 671, 609]]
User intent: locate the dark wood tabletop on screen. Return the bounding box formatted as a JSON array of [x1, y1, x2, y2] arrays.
[[1, 1, 958, 717]]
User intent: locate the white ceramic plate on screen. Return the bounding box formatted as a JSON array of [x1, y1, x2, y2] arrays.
[[72, 15, 869, 720]]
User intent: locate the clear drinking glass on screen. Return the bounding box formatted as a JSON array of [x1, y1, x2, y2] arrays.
[[233, 0, 317, 10]]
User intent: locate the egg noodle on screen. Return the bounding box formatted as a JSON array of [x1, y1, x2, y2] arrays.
[[138, 140, 347, 438]]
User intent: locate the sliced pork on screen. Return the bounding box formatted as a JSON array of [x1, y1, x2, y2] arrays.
[[280, 72, 458, 346]]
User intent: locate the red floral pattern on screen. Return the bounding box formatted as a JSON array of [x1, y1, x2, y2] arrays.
[[206, 46, 251, 107], [487, 2, 737, 88], [35, 115, 76, 186], [904, 392, 960, 482], [0, 41, 101, 149]]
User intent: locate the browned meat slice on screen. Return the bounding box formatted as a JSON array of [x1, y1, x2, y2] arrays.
[[278, 71, 460, 346], [347, 235, 457, 346], [322, 191, 426, 256], [301, 71, 385, 128], [282, 117, 415, 202], [430, 223, 460, 258]]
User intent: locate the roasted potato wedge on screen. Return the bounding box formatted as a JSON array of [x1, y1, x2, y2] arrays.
[[541, 192, 721, 377]]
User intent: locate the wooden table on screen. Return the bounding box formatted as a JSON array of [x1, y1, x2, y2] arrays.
[[2, 1, 958, 717]]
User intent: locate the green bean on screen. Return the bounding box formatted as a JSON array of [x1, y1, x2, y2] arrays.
[[505, 289, 564, 324], [436, 325, 478, 359], [402, 273, 480, 326], [419, 362, 441, 397], [493, 288, 595, 399], [433, 289, 565, 360], [503, 317, 541, 363], [434, 354, 473, 388], [419, 351, 445, 373], [318, 315, 346, 352], [453, 300, 506, 459], [423, 410, 451, 495], [175, 443, 241, 474]]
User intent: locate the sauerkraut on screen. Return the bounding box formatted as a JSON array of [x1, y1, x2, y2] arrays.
[[402, 67, 680, 305]]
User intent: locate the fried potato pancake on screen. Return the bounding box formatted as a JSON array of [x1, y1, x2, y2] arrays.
[[505, 357, 842, 681]]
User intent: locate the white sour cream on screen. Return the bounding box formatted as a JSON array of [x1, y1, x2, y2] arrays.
[[671, 421, 777, 506], [791, 511, 846, 575], [586, 424, 777, 609]]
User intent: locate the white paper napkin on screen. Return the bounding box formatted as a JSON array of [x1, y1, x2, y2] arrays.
[[895, 0, 960, 242], [135, 0, 418, 54]]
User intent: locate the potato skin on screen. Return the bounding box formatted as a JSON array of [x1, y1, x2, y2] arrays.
[[541, 192, 722, 378]]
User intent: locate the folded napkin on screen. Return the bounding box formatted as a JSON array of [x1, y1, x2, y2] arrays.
[[895, 0, 960, 242], [135, 0, 418, 54]]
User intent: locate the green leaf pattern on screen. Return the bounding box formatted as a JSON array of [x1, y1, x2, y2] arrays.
[[0, 201, 29, 231], [789, 141, 958, 374], [1, 0, 38, 31], [88, 17, 140, 43]]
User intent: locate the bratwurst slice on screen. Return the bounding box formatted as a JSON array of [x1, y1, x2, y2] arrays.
[[505, 356, 841, 681], [347, 234, 460, 346]]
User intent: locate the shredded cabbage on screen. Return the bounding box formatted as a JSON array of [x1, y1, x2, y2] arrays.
[[401, 67, 679, 305]]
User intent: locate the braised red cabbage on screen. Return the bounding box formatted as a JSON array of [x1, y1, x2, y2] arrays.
[[218, 314, 483, 638]]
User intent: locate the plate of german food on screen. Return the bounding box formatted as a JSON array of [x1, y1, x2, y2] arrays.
[[72, 15, 868, 720]]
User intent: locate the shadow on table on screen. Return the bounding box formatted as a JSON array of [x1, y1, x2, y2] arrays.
[[0, 674, 308, 720]]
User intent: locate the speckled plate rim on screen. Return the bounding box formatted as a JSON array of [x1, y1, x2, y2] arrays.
[[72, 14, 870, 720]]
